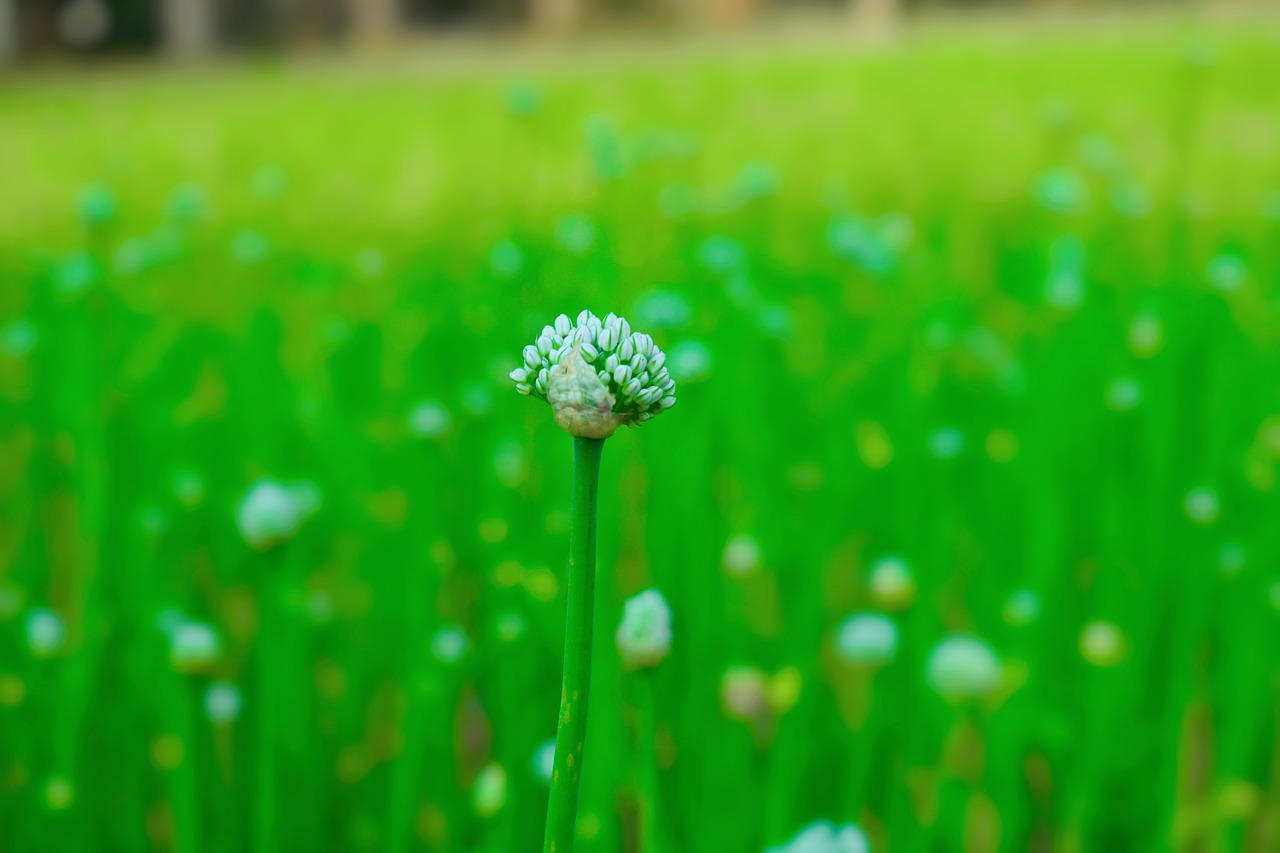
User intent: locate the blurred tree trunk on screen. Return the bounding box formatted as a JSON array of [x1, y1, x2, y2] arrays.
[[0, 0, 15, 61], [700, 0, 757, 30], [347, 0, 400, 45], [850, 0, 899, 37], [531, 0, 584, 34], [160, 0, 217, 55]]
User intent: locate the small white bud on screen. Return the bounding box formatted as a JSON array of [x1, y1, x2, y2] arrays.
[[237, 479, 321, 550], [616, 588, 673, 669], [27, 608, 66, 658], [926, 635, 1001, 701], [473, 763, 507, 818], [204, 682, 243, 725], [554, 314, 572, 336], [835, 612, 898, 667], [767, 820, 870, 853], [170, 621, 221, 672]]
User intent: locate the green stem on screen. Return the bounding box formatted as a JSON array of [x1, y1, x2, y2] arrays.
[[543, 436, 605, 853], [638, 672, 662, 853]]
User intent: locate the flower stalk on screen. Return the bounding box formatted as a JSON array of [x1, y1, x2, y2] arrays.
[[543, 435, 604, 853], [513, 310, 676, 853]]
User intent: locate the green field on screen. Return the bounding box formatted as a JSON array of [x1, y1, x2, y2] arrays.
[[3, 15, 1280, 852]]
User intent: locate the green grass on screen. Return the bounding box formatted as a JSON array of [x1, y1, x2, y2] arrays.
[[2, 13, 1280, 852]]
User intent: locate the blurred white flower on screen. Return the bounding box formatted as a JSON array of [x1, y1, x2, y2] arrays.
[[1184, 487, 1220, 525], [204, 682, 243, 725], [868, 556, 916, 611], [170, 621, 221, 672], [237, 479, 321, 550], [834, 612, 898, 667], [926, 635, 1002, 701], [431, 625, 470, 665], [723, 534, 761, 576], [721, 666, 768, 722], [616, 589, 673, 670], [1080, 620, 1126, 667], [1003, 589, 1041, 627], [473, 763, 507, 817], [27, 608, 66, 658], [532, 738, 556, 784], [408, 400, 452, 439], [766, 819, 870, 853]]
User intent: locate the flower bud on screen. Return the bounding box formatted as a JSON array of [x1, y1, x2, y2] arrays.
[[615, 588, 673, 669], [514, 310, 677, 437], [926, 635, 1001, 701]]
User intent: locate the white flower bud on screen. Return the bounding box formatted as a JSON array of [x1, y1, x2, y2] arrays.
[[170, 620, 221, 672], [533, 738, 556, 784], [237, 479, 321, 550], [926, 635, 1001, 701], [835, 611, 898, 667], [27, 608, 66, 658], [473, 763, 507, 818], [204, 682, 243, 725], [767, 820, 870, 853], [616, 588, 673, 669], [512, 310, 678, 434]]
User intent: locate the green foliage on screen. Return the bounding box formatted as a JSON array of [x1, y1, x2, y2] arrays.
[[2, 18, 1280, 852]]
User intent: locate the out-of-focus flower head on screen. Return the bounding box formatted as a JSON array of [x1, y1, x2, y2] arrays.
[[236, 479, 321, 550], [765, 819, 871, 853], [927, 635, 1002, 702], [616, 588, 673, 670], [835, 611, 898, 667]]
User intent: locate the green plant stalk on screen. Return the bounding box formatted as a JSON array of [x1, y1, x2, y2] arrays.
[[543, 436, 604, 853], [638, 671, 663, 853]]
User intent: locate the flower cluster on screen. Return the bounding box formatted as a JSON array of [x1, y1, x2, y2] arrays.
[[510, 310, 676, 438]]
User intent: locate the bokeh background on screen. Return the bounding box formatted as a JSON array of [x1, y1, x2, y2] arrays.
[[3, 1, 1280, 851]]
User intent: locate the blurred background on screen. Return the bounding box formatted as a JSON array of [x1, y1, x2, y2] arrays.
[[3, 1, 1280, 852]]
